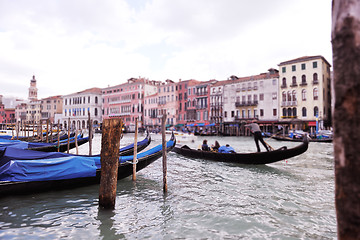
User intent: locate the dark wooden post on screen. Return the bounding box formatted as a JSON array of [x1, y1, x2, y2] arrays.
[[50, 122, 53, 143], [75, 129, 78, 155], [57, 120, 60, 152], [132, 117, 138, 181], [67, 118, 70, 154], [161, 114, 167, 193], [46, 119, 49, 143], [99, 118, 122, 209], [88, 111, 92, 155], [332, 1, 360, 239]]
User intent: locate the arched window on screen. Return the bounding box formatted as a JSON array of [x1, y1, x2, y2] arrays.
[[313, 73, 318, 82], [302, 107, 307, 117], [313, 88, 318, 100], [282, 77, 286, 86], [314, 106, 319, 117], [193, 99, 196, 107], [292, 90, 297, 101], [302, 89, 306, 101], [292, 76, 297, 85], [95, 108, 98, 116], [95, 97, 98, 104], [282, 91, 286, 102], [282, 108, 287, 117], [287, 91, 292, 102], [292, 107, 297, 117], [287, 108, 292, 117], [301, 75, 306, 84]]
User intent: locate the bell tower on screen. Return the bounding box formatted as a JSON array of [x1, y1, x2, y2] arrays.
[[28, 75, 38, 101]]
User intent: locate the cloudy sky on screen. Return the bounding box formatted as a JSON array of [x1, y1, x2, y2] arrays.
[[0, 0, 332, 100]]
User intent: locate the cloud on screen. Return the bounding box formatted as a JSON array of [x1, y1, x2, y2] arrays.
[[0, 0, 332, 100]]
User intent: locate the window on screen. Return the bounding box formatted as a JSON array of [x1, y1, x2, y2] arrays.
[[314, 106, 319, 117], [313, 61, 318, 68], [272, 92, 277, 100], [292, 65, 296, 71], [287, 91, 292, 101], [301, 75, 306, 84], [292, 107, 297, 117], [302, 107, 307, 117], [313, 73, 318, 82], [282, 108, 286, 117], [95, 97, 98, 104], [273, 109, 277, 116], [287, 108, 292, 117], [224, 111, 227, 118], [282, 91, 286, 102], [302, 89, 307, 101], [292, 90, 297, 101], [260, 109, 264, 117], [282, 66, 286, 73], [292, 76, 297, 85], [260, 94, 264, 101], [231, 111, 235, 117], [313, 88, 319, 100], [301, 63, 306, 70], [282, 78, 286, 86]]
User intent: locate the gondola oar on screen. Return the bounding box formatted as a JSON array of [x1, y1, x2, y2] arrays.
[[263, 139, 274, 151]]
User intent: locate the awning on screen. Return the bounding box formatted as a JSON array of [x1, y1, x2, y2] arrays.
[[308, 121, 317, 126], [188, 124, 195, 127], [175, 124, 184, 127], [197, 123, 205, 127], [206, 123, 215, 126], [165, 124, 172, 127]]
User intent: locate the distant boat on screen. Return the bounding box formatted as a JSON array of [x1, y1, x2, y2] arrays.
[[149, 130, 197, 144]]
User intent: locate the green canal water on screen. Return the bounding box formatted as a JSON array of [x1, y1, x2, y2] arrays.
[[0, 133, 336, 239]]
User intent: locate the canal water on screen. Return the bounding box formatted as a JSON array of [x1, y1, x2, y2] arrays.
[[0, 133, 336, 239]]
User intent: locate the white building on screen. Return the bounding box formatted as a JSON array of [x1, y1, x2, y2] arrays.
[[61, 88, 102, 130]]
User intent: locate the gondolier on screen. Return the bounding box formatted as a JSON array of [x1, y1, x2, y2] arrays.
[[245, 120, 269, 152]]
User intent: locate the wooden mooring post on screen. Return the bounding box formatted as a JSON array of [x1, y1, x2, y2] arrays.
[[99, 118, 122, 209], [57, 120, 60, 152], [332, 1, 360, 239], [67, 118, 70, 154], [132, 117, 138, 181], [88, 112, 93, 156], [162, 114, 168, 193]]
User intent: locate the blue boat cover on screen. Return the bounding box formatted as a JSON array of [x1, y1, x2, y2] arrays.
[[0, 139, 174, 182]]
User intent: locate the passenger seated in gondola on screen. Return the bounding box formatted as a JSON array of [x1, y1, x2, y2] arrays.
[[211, 141, 220, 152], [201, 139, 210, 151], [218, 144, 236, 153]]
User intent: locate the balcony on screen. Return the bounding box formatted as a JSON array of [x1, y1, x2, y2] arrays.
[[290, 83, 298, 87], [281, 101, 298, 107], [300, 81, 308, 86], [312, 80, 319, 85], [195, 91, 208, 96], [236, 88, 241, 92], [253, 86, 258, 90], [196, 105, 208, 109], [235, 101, 258, 107], [149, 114, 157, 119], [281, 84, 287, 88]]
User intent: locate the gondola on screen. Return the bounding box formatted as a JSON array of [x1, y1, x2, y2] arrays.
[[271, 135, 332, 143], [172, 137, 308, 165], [0, 133, 175, 197]]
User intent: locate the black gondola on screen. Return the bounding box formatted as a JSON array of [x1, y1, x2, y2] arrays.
[[0, 133, 175, 197], [271, 135, 332, 143], [172, 137, 308, 165]]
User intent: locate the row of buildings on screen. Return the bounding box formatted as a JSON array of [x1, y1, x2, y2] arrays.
[[0, 55, 332, 135]]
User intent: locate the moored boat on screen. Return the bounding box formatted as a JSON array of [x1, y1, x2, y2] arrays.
[[0, 133, 175, 197], [271, 135, 332, 143], [172, 137, 308, 165]]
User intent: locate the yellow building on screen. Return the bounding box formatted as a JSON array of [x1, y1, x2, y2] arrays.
[[278, 56, 332, 132]]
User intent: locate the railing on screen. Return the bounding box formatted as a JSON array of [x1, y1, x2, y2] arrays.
[[235, 101, 258, 107], [300, 82, 308, 86], [281, 84, 287, 88], [313, 80, 319, 85], [281, 101, 298, 107], [195, 91, 208, 96], [290, 83, 298, 87]]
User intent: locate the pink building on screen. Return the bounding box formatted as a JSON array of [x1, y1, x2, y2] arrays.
[[157, 79, 178, 128], [143, 92, 158, 129], [177, 79, 200, 128], [102, 78, 158, 132]]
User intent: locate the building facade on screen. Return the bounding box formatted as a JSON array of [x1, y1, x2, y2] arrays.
[[40, 95, 63, 123], [278, 55, 332, 132], [62, 88, 102, 130]]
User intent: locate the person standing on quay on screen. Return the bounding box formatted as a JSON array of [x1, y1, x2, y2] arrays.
[[245, 120, 269, 152]]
